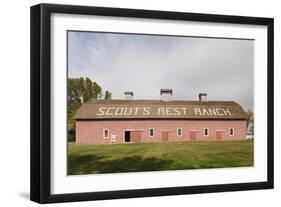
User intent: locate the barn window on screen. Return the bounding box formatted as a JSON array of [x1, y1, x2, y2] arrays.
[[229, 128, 235, 136], [103, 129, 109, 138], [204, 128, 209, 136], [149, 128, 155, 137], [177, 128, 182, 137]]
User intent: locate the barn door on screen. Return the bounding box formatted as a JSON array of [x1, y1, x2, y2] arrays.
[[216, 131, 222, 140], [162, 131, 169, 141], [190, 131, 197, 141], [124, 131, 130, 142], [131, 131, 141, 143]]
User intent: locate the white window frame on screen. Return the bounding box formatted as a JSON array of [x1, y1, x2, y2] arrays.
[[204, 128, 209, 137], [103, 129, 109, 139], [149, 128, 155, 137], [229, 128, 235, 136], [177, 128, 182, 137]]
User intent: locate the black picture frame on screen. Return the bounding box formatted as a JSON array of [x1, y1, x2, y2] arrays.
[[30, 3, 274, 204]]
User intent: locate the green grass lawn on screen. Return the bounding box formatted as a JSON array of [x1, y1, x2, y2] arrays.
[[68, 140, 253, 175]]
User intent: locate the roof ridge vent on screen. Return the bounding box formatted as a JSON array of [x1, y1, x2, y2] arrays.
[[160, 88, 173, 102], [199, 93, 207, 102], [124, 91, 134, 100]]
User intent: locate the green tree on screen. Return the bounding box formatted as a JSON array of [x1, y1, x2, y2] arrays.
[[104, 90, 112, 100], [67, 77, 101, 141], [67, 77, 112, 142], [67, 77, 104, 119]]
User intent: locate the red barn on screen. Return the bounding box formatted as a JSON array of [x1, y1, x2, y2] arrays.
[[74, 89, 248, 144]]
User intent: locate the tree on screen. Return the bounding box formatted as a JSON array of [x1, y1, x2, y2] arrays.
[[67, 77, 104, 119], [104, 90, 112, 100], [67, 77, 112, 142]]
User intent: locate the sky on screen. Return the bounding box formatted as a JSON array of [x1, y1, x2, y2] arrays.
[[68, 31, 254, 111]]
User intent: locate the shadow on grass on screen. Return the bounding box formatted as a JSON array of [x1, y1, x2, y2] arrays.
[[68, 154, 173, 175]]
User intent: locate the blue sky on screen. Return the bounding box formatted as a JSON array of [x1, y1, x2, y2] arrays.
[[68, 31, 254, 111]]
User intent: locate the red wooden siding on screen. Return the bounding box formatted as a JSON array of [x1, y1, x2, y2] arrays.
[[75, 120, 246, 144]]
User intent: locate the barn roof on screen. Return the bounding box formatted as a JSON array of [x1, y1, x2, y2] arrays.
[[73, 99, 248, 120]]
